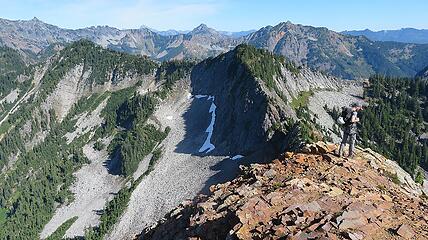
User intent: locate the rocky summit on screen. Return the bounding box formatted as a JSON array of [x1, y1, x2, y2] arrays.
[[139, 142, 428, 240]]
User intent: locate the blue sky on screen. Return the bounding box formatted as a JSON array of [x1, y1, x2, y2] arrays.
[[0, 0, 427, 31]]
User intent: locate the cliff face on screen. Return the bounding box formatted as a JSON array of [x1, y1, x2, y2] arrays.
[[190, 45, 343, 156], [139, 142, 428, 240], [191, 48, 276, 155]]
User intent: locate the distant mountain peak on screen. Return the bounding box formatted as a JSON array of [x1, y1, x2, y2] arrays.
[[28, 17, 45, 24], [190, 23, 217, 35], [274, 21, 301, 31], [138, 25, 190, 36], [194, 23, 209, 30], [139, 25, 156, 31], [20, 17, 43, 25], [278, 21, 295, 27], [342, 27, 428, 44], [31, 17, 41, 22]]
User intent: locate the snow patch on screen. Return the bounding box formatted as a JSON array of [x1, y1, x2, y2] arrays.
[[231, 155, 244, 160], [195, 94, 208, 99], [198, 95, 216, 153]]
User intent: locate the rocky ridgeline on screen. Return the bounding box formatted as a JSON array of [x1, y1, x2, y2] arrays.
[[138, 142, 428, 240]]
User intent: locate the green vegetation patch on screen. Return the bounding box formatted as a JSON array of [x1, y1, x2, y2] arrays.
[[291, 90, 314, 109], [360, 75, 428, 175], [114, 123, 168, 177], [227, 44, 300, 103], [384, 171, 401, 185], [0, 207, 7, 226], [0, 46, 29, 97], [415, 170, 425, 185], [45, 216, 78, 240]]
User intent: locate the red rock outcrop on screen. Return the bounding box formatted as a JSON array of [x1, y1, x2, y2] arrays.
[[138, 142, 428, 240]]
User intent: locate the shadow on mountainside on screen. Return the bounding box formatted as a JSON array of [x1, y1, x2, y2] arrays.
[[103, 150, 122, 175], [174, 95, 299, 195], [174, 97, 213, 156]]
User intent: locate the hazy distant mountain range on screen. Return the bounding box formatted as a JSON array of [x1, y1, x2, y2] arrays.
[[343, 28, 428, 44], [1, 17, 428, 79], [141, 25, 256, 38]]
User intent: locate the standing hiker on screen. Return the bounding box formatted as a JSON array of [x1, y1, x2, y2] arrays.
[[337, 102, 363, 158]]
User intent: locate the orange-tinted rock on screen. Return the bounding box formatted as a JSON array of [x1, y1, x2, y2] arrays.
[[139, 143, 428, 240], [284, 152, 294, 158], [315, 141, 337, 154], [337, 211, 368, 230], [295, 154, 307, 164], [396, 224, 415, 239]]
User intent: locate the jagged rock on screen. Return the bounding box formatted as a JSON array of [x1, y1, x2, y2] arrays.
[[337, 211, 368, 230], [346, 231, 364, 240], [138, 143, 428, 240], [327, 186, 344, 197], [397, 224, 415, 239]]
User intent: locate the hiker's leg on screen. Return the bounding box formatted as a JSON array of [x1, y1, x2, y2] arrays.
[[338, 131, 349, 157], [348, 133, 356, 157]]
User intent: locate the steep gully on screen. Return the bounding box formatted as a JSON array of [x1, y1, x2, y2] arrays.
[[107, 78, 251, 239]]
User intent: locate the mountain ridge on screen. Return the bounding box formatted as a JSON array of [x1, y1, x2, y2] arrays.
[[2, 17, 428, 79], [343, 28, 428, 44]]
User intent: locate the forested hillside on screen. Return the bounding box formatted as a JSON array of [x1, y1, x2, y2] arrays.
[[0, 40, 193, 239], [360, 75, 428, 180], [0, 46, 29, 95]]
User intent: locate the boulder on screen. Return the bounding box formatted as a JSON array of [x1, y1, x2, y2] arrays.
[[396, 224, 415, 239]]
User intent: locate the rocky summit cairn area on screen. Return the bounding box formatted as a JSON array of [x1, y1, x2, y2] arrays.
[[139, 142, 428, 240]]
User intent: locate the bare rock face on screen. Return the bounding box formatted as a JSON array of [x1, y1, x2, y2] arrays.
[[397, 224, 416, 239], [190, 45, 344, 157], [138, 142, 428, 240], [42, 64, 87, 122]]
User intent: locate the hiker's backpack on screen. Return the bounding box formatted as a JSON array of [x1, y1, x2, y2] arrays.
[[337, 107, 353, 125]]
